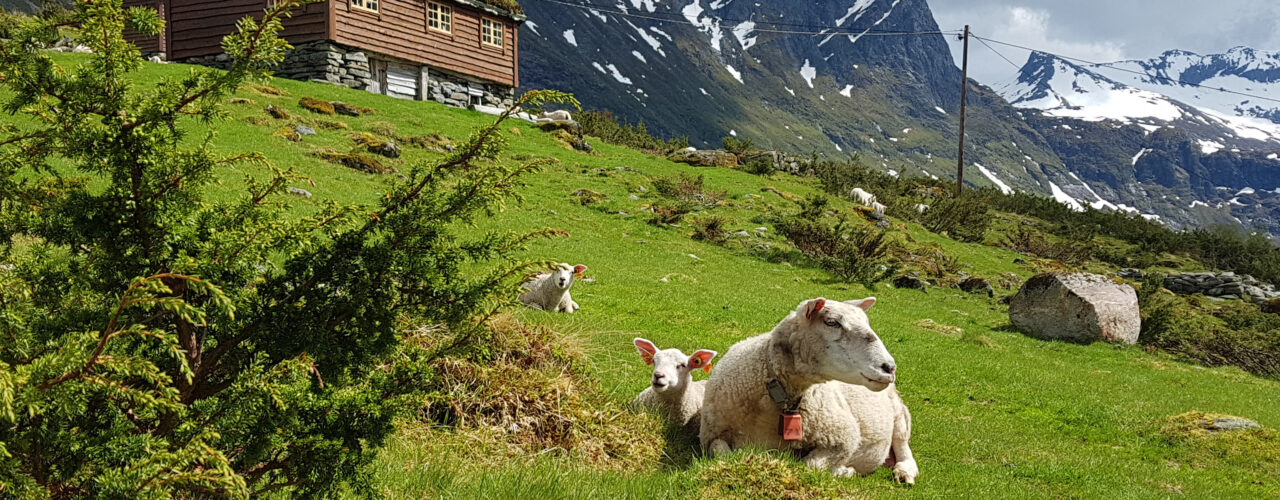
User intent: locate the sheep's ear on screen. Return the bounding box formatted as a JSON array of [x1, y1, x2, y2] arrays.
[[689, 350, 718, 373], [573, 264, 587, 276], [802, 297, 827, 321], [633, 338, 658, 365], [845, 297, 876, 312]]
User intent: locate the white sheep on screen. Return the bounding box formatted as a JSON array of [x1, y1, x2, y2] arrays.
[[849, 187, 877, 206], [914, 203, 930, 214], [518, 263, 587, 313], [632, 338, 718, 434], [699, 297, 918, 485], [539, 109, 573, 122], [871, 201, 888, 218]]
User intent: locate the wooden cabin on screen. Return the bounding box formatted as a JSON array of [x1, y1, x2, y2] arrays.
[[124, 0, 524, 107]]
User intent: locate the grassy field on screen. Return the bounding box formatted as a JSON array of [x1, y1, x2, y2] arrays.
[[36, 54, 1280, 498]]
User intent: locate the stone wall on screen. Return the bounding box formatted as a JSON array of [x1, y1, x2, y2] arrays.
[[1120, 268, 1280, 303], [741, 150, 814, 175], [177, 41, 513, 108], [426, 67, 515, 109]]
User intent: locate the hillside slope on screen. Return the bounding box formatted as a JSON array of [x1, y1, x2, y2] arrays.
[[59, 55, 1279, 498]]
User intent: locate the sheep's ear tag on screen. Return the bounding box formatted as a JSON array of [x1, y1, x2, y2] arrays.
[[780, 413, 803, 441]]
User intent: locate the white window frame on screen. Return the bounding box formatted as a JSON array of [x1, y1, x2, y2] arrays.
[[350, 0, 379, 14], [428, 2, 453, 34], [481, 17, 504, 48]]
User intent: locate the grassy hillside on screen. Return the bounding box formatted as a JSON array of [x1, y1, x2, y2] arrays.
[[34, 54, 1280, 498]]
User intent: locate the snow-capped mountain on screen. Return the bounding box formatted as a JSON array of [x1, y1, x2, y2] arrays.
[[519, 0, 1064, 180], [1106, 47, 1280, 126], [1000, 51, 1280, 233]]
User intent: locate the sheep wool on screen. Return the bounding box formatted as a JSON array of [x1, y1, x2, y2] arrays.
[[518, 263, 586, 313], [699, 297, 919, 484], [632, 338, 717, 435]]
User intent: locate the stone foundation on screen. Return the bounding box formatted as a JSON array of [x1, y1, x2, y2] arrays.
[[426, 67, 515, 109], [177, 41, 513, 108]]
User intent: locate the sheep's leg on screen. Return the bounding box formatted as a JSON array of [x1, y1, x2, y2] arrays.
[[805, 448, 864, 477], [707, 439, 731, 457], [890, 403, 918, 486]]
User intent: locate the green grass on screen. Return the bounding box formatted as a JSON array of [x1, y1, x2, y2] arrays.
[[28, 54, 1280, 498]]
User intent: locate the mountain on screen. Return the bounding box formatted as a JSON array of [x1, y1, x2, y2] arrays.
[[999, 51, 1280, 232], [518, 0, 1065, 183]]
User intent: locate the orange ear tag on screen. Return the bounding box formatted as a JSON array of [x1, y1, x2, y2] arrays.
[[702, 362, 713, 373], [780, 413, 803, 441]]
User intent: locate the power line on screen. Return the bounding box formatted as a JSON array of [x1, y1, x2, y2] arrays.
[[530, 0, 962, 37], [973, 35, 1280, 106], [967, 33, 1018, 73]]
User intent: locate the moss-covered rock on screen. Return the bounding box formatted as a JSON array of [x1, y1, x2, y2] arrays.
[[264, 104, 289, 119], [315, 150, 394, 174], [299, 97, 335, 115]]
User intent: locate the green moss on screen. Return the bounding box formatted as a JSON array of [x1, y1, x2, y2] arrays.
[[314, 150, 392, 174]]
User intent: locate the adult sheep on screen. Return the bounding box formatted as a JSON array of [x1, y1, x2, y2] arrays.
[[699, 297, 918, 484], [518, 262, 587, 313], [849, 187, 877, 207]]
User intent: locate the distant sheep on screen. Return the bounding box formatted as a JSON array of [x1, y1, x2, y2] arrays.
[[632, 338, 718, 434], [914, 203, 930, 214], [518, 263, 587, 313], [539, 110, 573, 122], [699, 297, 918, 484], [849, 187, 877, 206], [871, 201, 888, 218]]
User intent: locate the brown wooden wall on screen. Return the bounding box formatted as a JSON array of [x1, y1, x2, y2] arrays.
[[169, 0, 330, 60], [122, 0, 163, 54], [123, 0, 330, 60], [332, 0, 519, 87]]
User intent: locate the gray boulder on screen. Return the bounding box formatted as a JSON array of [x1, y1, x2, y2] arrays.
[[667, 149, 738, 168], [1010, 273, 1140, 344]]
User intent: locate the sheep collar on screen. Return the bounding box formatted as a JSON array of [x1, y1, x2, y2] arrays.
[[765, 378, 802, 413]]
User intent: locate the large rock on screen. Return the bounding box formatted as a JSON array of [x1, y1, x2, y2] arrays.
[[1009, 273, 1140, 344], [667, 149, 738, 168]]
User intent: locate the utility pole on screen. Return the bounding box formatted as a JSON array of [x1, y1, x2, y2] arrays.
[[956, 25, 970, 198]]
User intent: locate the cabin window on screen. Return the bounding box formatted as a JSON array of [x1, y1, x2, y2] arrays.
[[428, 2, 452, 34], [481, 18, 504, 48], [350, 0, 378, 13]]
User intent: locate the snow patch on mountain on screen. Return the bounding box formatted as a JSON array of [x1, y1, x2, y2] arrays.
[[682, 1, 724, 51], [1197, 140, 1224, 154], [1131, 148, 1150, 165], [800, 59, 816, 88], [563, 29, 577, 47], [725, 64, 743, 83], [732, 21, 757, 50], [605, 64, 633, 85], [1049, 181, 1085, 212], [975, 163, 1014, 194]]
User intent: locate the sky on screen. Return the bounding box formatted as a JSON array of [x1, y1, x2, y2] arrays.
[[929, 0, 1280, 86]]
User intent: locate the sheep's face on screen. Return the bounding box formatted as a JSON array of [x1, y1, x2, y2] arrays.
[[634, 338, 717, 394], [792, 297, 897, 392], [549, 263, 587, 290]]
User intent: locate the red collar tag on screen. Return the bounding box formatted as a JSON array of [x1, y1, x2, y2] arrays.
[[780, 412, 803, 441]]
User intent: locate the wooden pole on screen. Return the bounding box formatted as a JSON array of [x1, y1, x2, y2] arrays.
[[956, 25, 970, 198]]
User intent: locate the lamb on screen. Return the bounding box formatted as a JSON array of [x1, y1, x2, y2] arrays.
[[632, 338, 718, 434], [699, 297, 919, 485], [849, 187, 877, 206], [518, 262, 587, 313], [914, 203, 930, 214]]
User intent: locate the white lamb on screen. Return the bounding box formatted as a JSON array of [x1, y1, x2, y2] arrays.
[[518, 262, 587, 313], [699, 297, 919, 485], [914, 203, 930, 214], [632, 338, 718, 434], [849, 187, 877, 206]]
